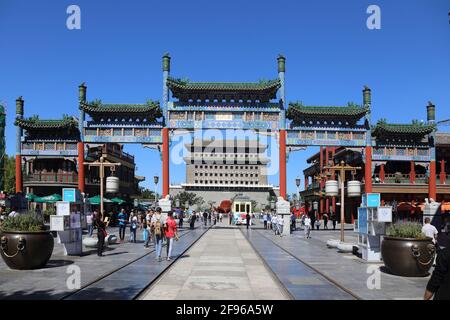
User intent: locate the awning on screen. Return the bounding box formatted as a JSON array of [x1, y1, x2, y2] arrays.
[[89, 195, 113, 205], [110, 197, 129, 205], [34, 194, 62, 203]]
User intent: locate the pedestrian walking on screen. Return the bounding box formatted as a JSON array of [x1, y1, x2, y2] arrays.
[[424, 247, 450, 300], [164, 211, 178, 261], [304, 215, 311, 239], [190, 211, 197, 229], [273, 215, 278, 235], [118, 208, 127, 242], [86, 211, 94, 237], [278, 215, 284, 236], [151, 208, 166, 261], [267, 214, 272, 230], [263, 213, 268, 229], [203, 211, 208, 226], [315, 218, 321, 231], [309, 210, 315, 232], [94, 212, 109, 257], [331, 213, 337, 230], [129, 211, 138, 243], [229, 212, 233, 225], [246, 212, 251, 229], [144, 210, 152, 248], [323, 213, 329, 230], [178, 210, 184, 228], [219, 213, 223, 222], [422, 217, 438, 244], [291, 213, 296, 231]]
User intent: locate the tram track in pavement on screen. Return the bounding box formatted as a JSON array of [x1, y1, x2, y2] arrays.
[[61, 225, 211, 300], [241, 227, 362, 300], [238, 227, 295, 300]]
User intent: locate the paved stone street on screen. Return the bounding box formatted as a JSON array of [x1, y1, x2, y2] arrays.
[[247, 224, 431, 300], [0, 218, 434, 300], [0, 222, 206, 300], [139, 223, 289, 300]]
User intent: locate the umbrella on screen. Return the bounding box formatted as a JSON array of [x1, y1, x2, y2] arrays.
[[34, 194, 62, 203], [111, 197, 127, 205], [89, 195, 113, 205], [26, 193, 36, 201]]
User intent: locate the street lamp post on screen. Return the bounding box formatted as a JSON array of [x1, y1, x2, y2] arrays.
[[87, 156, 121, 217], [295, 177, 301, 204], [324, 160, 361, 242]]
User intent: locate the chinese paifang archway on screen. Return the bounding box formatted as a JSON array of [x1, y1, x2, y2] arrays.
[[13, 55, 439, 201]]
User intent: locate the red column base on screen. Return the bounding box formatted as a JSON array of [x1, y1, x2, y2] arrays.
[[15, 155, 22, 193], [279, 130, 287, 199], [162, 128, 170, 198]]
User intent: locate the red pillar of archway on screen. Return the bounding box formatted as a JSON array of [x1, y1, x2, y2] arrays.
[[77, 142, 85, 193], [365, 146, 373, 193], [15, 155, 22, 193], [429, 160, 437, 200], [279, 129, 287, 199], [162, 127, 170, 198]]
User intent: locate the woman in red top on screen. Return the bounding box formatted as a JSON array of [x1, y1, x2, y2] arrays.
[[165, 211, 178, 261]]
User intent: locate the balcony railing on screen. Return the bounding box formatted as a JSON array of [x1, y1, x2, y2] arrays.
[[24, 172, 78, 184], [307, 183, 320, 190], [105, 145, 134, 162], [373, 173, 427, 184]]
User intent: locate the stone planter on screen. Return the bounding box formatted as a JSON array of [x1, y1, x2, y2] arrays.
[[381, 236, 435, 277], [0, 231, 54, 270]]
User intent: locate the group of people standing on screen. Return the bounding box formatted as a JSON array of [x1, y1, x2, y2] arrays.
[[262, 213, 285, 236], [91, 207, 179, 261]]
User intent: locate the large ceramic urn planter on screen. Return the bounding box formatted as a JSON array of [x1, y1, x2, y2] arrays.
[[0, 231, 54, 270], [381, 236, 435, 277]]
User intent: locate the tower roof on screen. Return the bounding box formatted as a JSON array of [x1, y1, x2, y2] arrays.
[[80, 101, 162, 119], [287, 103, 369, 125], [372, 120, 435, 138], [167, 77, 281, 102], [15, 116, 78, 130]]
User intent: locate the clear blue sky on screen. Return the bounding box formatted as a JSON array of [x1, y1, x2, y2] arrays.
[[1, 0, 449, 195]]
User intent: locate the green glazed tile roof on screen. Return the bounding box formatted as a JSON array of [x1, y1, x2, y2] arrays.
[[287, 103, 369, 125], [80, 101, 162, 117], [167, 78, 281, 91], [15, 117, 78, 130], [166, 77, 281, 100], [372, 121, 436, 136]]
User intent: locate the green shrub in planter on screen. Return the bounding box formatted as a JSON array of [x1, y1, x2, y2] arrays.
[[0, 214, 46, 232], [382, 222, 434, 277], [0, 214, 53, 269], [386, 222, 427, 239]]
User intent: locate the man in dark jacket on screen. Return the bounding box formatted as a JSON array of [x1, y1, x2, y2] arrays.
[[424, 247, 450, 300]]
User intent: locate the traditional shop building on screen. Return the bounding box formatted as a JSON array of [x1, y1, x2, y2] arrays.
[[14, 97, 143, 199], [301, 103, 450, 222]]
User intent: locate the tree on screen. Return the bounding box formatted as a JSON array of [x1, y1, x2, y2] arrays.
[[3, 155, 16, 194], [173, 191, 204, 209], [140, 188, 159, 200]]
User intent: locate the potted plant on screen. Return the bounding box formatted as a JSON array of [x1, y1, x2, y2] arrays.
[[0, 214, 54, 270], [381, 222, 435, 277]]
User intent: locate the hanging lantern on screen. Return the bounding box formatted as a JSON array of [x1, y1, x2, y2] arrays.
[[325, 180, 339, 197], [347, 180, 361, 197], [106, 176, 119, 193], [313, 201, 319, 210]]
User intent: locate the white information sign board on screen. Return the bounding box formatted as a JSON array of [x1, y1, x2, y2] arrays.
[[377, 206, 392, 222], [56, 201, 70, 216], [50, 215, 65, 231]]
